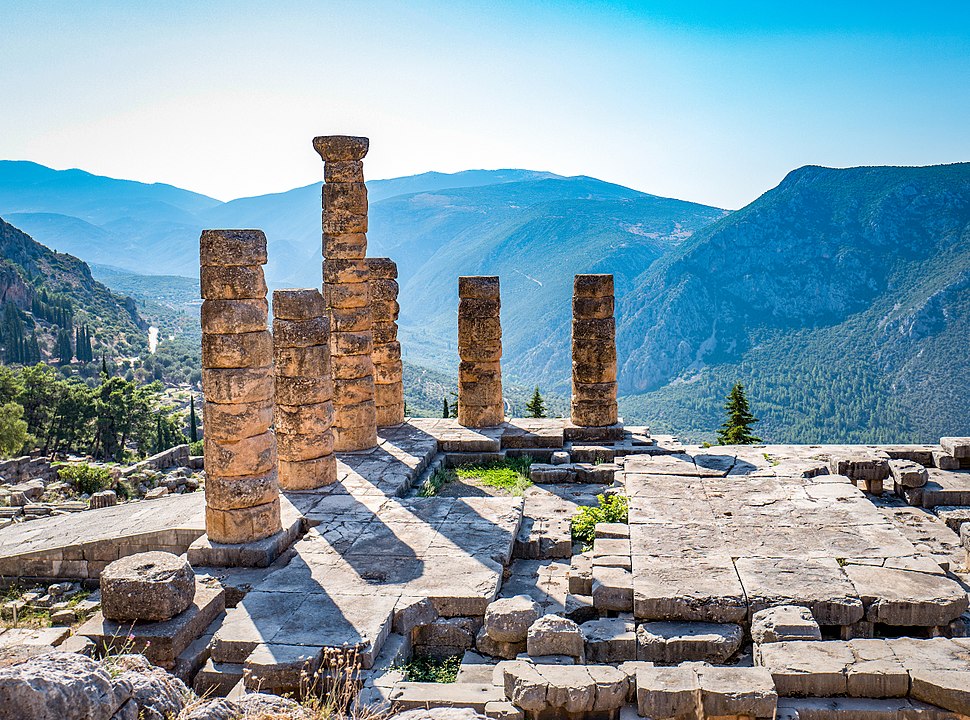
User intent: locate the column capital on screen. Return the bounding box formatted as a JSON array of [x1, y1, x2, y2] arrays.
[[313, 135, 369, 162]]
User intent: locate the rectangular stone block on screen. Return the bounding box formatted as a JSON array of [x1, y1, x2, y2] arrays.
[[274, 344, 330, 377], [205, 470, 279, 511], [325, 281, 370, 309], [200, 229, 267, 267], [201, 299, 267, 334], [200, 265, 267, 300], [279, 456, 337, 490], [205, 498, 281, 544], [323, 181, 368, 215], [273, 316, 328, 348], [636, 665, 701, 720], [204, 431, 276, 477], [272, 288, 326, 320], [202, 368, 274, 404], [332, 331, 374, 356], [202, 400, 273, 442], [572, 317, 615, 340], [202, 331, 272, 369], [324, 161, 364, 184], [322, 209, 367, 235]]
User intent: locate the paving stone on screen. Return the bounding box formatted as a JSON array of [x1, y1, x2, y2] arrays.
[[756, 641, 853, 697], [483, 700, 524, 720], [845, 639, 909, 698], [633, 554, 747, 623], [636, 621, 743, 663], [390, 682, 504, 712], [735, 556, 865, 625], [842, 564, 969, 626], [752, 605, 822, 643]]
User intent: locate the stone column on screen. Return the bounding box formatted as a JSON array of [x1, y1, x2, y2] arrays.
[[571, 274, 618, 427], [369, 258, 405, 426], [200, 230, 281, 544], [273, 289, 337, 489], [312, 135, 378, 452], [457, 276, 503, 427]]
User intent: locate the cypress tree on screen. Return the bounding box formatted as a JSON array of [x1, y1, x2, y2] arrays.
[[442, 397, 450, 419], [716, 382, 761, 445], [189, 396, 198, 442], [525, 386, 546, 418]]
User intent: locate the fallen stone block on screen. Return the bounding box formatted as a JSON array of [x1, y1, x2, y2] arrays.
[[476, 627, 525, 660], [756, 640, 852, 697], [752, 605, 822, 643], [940, 438, 970, 460], [485, 595, 541, 643], [526, 614, 584, 660], [637, 621, 742, 663], [636, 665, 701, 720], [843, 564, 969, 626], [568, 552, 593, 595], [910, 670, 970, 716], [889, 459, 929, 488], [935, 506, 970, 533], [484, 700, 524, 720], [592, 565, 633, 612], [696, 665, 777, 720], [100, 551, 195, 622]]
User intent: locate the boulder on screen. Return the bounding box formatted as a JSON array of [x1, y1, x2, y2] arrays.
[[236, 693, 311, 718], [101, 552, 195, 622], [0, 651, 132, 720], [484, 596, 541, 643], [178, 699, 241, 720], [112, 654, 188, 720], [526, 614, 584, 660]]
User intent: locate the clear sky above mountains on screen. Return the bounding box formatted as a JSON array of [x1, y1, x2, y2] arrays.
[[2, 0, 968, 209]]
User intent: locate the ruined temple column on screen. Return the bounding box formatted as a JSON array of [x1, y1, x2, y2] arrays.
[[200, 230, 281, 544], [312, 135, 377, 451], [457, 276, 504, 427], [369, 258, 405, 426], [571, 274, 618, 427], [273, 289, 337, 489]]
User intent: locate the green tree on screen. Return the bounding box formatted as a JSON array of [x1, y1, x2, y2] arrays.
[[189, 395, 198, 442], [91, 377, 159, 462], [525, 386, 546, 418], [442, 397, 450, 418], [716, 382, 761, 445], [0, 402, 28, 457]]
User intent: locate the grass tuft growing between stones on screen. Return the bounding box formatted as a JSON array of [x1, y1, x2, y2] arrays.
[[455, 455, 533, 495], [396, 654, 461, 683]]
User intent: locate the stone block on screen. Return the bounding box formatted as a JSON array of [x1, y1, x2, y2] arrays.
[[314, 134, 369, 161], [526, 614, 584, 660], [323, 161, 364, 184], [202, 400, 273, 441], [889, 458, 929, 488], [204, 431, 275, 477], [243, 642, 322, 693], [476, 626, 526, 660], [751, 605, 822, 643], [636, 665, 701, 720], [484, 701, 524, 720], [276, 430, 335, 462], [485, 595, 541, 643], [572, 317, 615, 340], [843, 564, 969, 626], [389, 682, 504, 713], [201, 299, 268, 333], [697, 666, 777, 720], [275, 402, 335, 435], [278, 456, 337, 490], [202, 330, 272, 369], [332, 330, 374, 355], [637, 621, 743, 664], [910, 670, 970, 716], [205, 498, 281, 544], [100, 551, 195, 622], [323, 182, 368, 215], [580, 617, 636, 662], [756, 640, 853, 697], [940, 438, 970, 459], [273, 316, 328, 348], [845, 639, 909, 698], [574, 274, 614, 298], [272, 288, 326, 320], [568, 552, 593, 595], [572, 295, 614, 319], [274, 344, 330, 377], [202, 368, 274, 404], [200, 229, 267, 267], [592, 565, 633, 612], [632, 554, 748, 624], [204, 470, 279, 510], [200, 265, 267, 300]]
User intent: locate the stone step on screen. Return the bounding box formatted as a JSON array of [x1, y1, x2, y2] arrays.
[[389, 681, 505, 712], [193, 657, 244, 697], [777, 696, 962, 720]]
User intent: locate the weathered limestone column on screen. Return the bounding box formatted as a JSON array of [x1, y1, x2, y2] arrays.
[[312, 135, 378, 451], [571, 274, 618, 427], [200, 230, 281, 544], [369, 258, 405, 426], [273, 289, 337, 489], [457, 276, 503, 427]]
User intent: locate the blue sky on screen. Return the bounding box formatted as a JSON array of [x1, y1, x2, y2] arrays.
[[1, 1, 968, 208]]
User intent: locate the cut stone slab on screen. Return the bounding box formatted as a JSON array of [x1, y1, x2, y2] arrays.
[[935, 506, 970, 533], [525, 614, 584, 660], [777, 696, 963, 720], [77, 580, 225, 669], [889, 459, 928, 488], [568, 552, 593, 595], [193, 657, 244, 697], [243, 643, 323, 693], [940, 438, 970, 459], [633, 554, 747, 623], [100, 551, 195, 622], [843, 564, 969, 626], [484, 595, 541, 643], [475, 627, 524, 660], [580, 617, 636, 663], [635, 665, 701, 720], [696, 665, 777, 720], [751, 605, 822, 643], [390, 682, 505, 712], [910, 670, 970, 716], [636, 621, 743, 663], [735, 556, 864, 626], [591, 565, 633, 612], [595, 522, 630, 539], [756, 640, 853, 697], [484, 701, 523, 720], [845, 638, 909, 698]]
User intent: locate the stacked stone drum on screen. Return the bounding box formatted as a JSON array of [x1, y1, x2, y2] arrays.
[[273, 289, 337, 489], [571, 274, 618, 427], [312, 135, 378, 452], [200, 230, 281, 544], [369, 258, 405, 426], [457, 276, 504, 427]]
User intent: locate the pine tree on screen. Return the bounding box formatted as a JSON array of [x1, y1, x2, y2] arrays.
[[189, 396, 198, 442], [525, 386, 546, 418], [442, 397, 450, 418], [716, 382, 761, 445]]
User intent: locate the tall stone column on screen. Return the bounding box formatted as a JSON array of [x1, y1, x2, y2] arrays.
[[457, 276, 503, 427], [571, 274, 618, 427], [273, 289, 337, 489], [369, 258, 405, 426], [200, 230, 281, 544], [312, 135, 377, 452]]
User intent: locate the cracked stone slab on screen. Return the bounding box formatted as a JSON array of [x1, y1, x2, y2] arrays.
[[842, 564, 969, 626], [633, 554, 747, 623]]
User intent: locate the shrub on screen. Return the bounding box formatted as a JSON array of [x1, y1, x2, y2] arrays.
[[397, 654, 461, 683], [188, 439, 203, 456], [58, 463, 112, 495], [571, 493, 629, 548]]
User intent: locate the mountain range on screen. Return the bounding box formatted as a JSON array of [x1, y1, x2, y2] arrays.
[[1, 159, 968, 442]]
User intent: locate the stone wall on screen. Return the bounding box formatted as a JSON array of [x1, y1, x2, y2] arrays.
[[457, 276, 504, 427], [200, 229, 281, 545], [369, 258, 405, 427], [0, 456, 54, 485], [273, 289, 337, 489], [571, 274, 618, 427], [313, 135, 378, 451]]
